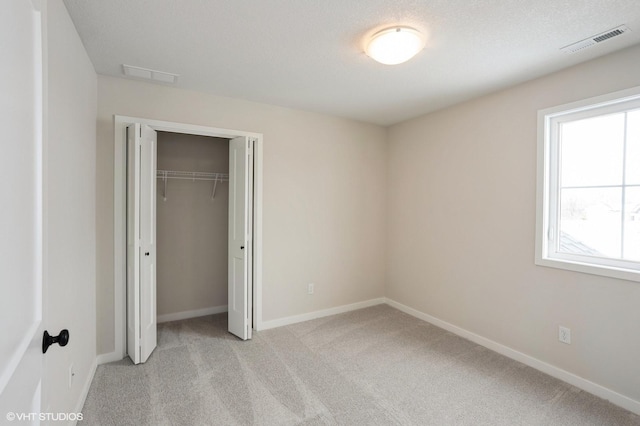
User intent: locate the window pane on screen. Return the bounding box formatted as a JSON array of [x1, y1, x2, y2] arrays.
[[624, 187, 640, 261], [559, 187, 621, 258], [560, 113, 625, 187], [626, 109, 640, 185]]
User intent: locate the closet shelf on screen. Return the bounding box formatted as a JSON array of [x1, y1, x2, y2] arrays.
[[156, 169, 228, 201], [156, 170, 228, 182]]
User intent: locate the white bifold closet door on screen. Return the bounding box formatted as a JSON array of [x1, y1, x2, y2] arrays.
[[127, 128, 252, 363], [126, 123, 157, 364], [228, 136, 253, 340]]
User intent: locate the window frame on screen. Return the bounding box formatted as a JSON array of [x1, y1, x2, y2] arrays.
[[536, 85, 640, 283]]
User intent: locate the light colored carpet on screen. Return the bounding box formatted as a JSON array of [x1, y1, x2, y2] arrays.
[[81, 305, 640, 425]]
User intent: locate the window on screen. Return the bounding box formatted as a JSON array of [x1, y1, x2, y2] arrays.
[[536, 86, 640, 282]]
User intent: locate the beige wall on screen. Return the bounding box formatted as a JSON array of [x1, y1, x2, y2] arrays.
[[97, 77, 388, 354], [156, 133, 229, 316], [46, 0, 97, 414], [387, 44, 640, 402]]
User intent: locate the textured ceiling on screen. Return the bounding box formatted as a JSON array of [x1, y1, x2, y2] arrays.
[[63, 0, 640, 126]]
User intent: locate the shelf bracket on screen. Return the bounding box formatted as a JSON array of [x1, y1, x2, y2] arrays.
[[211, 174, 219, 200], [162, 171, 167, 201]]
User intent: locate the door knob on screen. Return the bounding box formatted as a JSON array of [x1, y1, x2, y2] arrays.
[[42, 329, 69, 354], [240, 246, 244, 250], [145, 252, 150, 256]]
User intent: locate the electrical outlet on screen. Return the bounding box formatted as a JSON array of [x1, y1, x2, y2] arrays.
[[308, 283, 314, 295], [69, 364, 75, 388], [558, 326, 571, 344]]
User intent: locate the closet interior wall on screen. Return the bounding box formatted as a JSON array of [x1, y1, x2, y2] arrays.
[[156, 132, 230, 318]]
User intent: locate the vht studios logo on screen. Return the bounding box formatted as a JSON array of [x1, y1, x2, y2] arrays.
[[6, 412, 83, 422]]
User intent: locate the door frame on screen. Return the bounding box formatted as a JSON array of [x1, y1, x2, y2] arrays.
[[113, 115, 263, 360]]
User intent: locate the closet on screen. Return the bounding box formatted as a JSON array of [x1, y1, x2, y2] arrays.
[[124, 121, 255, 364], [156, 132, 229, 324]]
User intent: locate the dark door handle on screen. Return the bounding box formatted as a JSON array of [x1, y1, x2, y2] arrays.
[[145, 252, 150, 256], [42, 329, 69, 354], [240, 246, 244, 250]]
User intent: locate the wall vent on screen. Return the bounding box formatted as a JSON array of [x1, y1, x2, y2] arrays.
[[560, 25, 630, 54]]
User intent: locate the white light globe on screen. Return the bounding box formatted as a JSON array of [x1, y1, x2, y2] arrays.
[[366, 27, 425, 65]]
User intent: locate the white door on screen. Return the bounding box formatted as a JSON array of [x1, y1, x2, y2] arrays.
[[0, 0, 46, 420], [126, 124, 158, 364], [228, 137, 253, 340]]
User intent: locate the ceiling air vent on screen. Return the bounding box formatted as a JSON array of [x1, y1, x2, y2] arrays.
[[122, 64, 179, 84], [560, 25, 630, 54]]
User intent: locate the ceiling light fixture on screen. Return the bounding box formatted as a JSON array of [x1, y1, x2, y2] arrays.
[[365, 26, 425, 65]]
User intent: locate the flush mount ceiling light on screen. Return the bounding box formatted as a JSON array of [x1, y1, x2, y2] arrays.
[[365, 26, 426, 65]]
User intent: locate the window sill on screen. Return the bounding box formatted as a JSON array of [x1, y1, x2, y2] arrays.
[[535, 256, 640, 283]]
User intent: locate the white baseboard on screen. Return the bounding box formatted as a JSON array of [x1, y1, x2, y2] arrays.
[[259, 298, 386, 330], [72, 358, 97, 425], [384, 298, 640, 416], [96, 351, 122, 365], [157, 305, 228, 323]]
